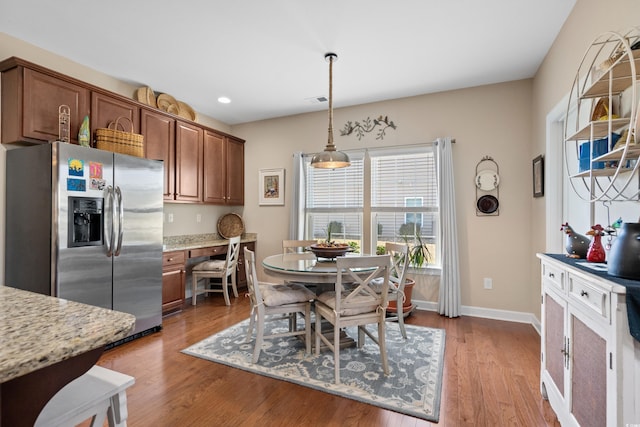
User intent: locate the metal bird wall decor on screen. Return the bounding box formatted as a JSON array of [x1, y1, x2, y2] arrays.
[[340, 115, 397, 140]]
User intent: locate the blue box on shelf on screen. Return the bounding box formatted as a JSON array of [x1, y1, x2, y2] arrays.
[[578, 133, 621, 172]]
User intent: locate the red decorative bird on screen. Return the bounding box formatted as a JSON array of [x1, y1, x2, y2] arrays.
[[586, 224, 606, 263], [561, 222, 590, 259]]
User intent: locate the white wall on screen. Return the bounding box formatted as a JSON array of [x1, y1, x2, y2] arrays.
[[530, 0, 640, 317], [232, 79, 535, 313]]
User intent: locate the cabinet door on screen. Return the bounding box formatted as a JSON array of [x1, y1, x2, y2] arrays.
[[2, 67, 90, 144], [175, 121, 203, 202], [91, 92, 140, 137], [226, 136, 245, 205], [569, 309, 607, 427], [141, 108, 175, 200], [544, 291, 566, 398], [203, 130, 226, 204], [162, 267, 185, 314]]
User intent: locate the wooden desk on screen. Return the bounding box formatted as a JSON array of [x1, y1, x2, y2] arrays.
[[0, 287, 135, 427]]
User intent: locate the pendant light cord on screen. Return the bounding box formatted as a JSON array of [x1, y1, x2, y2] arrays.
[[327, 54, 335, 151]]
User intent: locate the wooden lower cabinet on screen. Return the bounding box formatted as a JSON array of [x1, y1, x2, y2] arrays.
[[162, 250, 186, 315]]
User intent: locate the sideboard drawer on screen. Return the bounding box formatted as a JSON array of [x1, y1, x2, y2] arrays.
[[190, 246, 226, 258], [568, 274, 609, 319], [542, 262, 565, 292]]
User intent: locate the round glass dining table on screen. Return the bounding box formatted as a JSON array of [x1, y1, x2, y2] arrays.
[[262, 253, 376, 284]]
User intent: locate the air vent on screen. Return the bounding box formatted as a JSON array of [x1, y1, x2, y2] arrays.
[[305, 96, 328, 104]]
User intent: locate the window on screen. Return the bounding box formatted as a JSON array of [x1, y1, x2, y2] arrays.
[[300, 145, 439, 267]]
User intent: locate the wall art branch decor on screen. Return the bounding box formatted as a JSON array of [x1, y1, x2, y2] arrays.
[[340, 115, 397, 140]]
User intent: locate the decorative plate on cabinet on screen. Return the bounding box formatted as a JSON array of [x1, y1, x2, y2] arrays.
[[475, 170, 500, 191]]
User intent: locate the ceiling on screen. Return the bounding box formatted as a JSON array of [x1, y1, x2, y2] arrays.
[[1, 0, 576, 125]]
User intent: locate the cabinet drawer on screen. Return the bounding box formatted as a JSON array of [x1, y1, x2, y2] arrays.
[[568, 274, 609, 319], [163, 251, 186, 267], [542, 262, 565, 291], [190, 246, 226, 258]]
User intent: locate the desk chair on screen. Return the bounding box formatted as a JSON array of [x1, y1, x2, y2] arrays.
[[191, 235, 241, 306], [243, 248, 315, 363], [315, 254, 391, 384]]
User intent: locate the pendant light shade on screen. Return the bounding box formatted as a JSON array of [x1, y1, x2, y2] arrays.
[[310, 53, 350, 169]]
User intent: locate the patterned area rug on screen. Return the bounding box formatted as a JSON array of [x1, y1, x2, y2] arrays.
[[182, 318, 446, 422]]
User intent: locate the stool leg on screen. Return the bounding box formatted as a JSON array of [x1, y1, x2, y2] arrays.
[[192, 274, 198, 305], [107, 390, 129, 427]]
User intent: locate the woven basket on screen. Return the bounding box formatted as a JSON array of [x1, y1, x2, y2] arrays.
[[95, 117, 144, 157]]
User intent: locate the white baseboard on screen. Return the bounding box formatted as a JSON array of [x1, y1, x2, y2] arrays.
[[413, 299, 542, 336]]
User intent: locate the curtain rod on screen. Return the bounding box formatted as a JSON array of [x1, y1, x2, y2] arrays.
[[301, 137, 456, 157]]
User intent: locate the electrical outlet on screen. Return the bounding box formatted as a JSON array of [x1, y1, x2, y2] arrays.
[[483, 278, 493, 289], [168, 213, 174, 223], [196, 214, 202, 223]]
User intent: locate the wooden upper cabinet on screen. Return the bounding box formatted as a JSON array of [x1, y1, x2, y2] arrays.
[[141, 108, 176, 200], [226, 136, 245, 205], [91, 91, 140, 137], [1, 66, 90, 144], [203, 130, 226, 204], [175, 121, 203, 202], [203, 130, 244, 205]]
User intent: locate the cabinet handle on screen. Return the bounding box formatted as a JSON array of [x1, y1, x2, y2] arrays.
[[167, 257, 174, 262], [549, 273, 555, 278], [580, 290, 589, 297]]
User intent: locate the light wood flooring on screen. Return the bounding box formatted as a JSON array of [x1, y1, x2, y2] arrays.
[[93, 295, 560, 426]]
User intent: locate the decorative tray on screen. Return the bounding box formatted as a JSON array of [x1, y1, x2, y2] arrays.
[[308, 244, 353, 259], [217, 213, 244, 238]]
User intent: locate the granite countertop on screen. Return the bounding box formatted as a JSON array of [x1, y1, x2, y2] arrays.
[[163, 232, 257, 252], [0, 286, 136, 383]]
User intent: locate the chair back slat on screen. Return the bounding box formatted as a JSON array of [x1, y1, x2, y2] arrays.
[[243, 247, 262, 306], [385, 242, 409, 290], [335, 255, 391, 314]]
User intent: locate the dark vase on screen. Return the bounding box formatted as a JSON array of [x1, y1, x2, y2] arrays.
[[608, 222, 640, 280]]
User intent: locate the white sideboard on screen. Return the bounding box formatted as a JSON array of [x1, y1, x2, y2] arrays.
[[538, 253, 640, 427]]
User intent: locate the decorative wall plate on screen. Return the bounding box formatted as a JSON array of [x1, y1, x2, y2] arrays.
[[475, 170, 500, 191], [477, 195, 499, 214]]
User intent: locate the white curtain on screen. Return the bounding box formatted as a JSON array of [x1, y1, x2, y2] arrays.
[[289, 152, 305, 239], [436, 137, 461, 318]]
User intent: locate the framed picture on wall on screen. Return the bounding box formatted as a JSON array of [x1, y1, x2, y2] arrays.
[[259, 168, 285, 205], [533, 155, 544, 198]]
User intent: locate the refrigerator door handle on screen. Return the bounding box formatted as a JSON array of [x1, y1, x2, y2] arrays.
[[114, 186, 124, 256], [105, 185, 115, 257]]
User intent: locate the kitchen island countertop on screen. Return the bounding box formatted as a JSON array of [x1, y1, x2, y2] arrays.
[[0, 286, 136, 383]]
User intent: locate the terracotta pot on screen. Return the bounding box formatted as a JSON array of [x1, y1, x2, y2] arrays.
[[387, 278, 415, 314]]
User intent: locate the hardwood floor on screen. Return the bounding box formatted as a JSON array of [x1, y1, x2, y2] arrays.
[[94, 295, 560, 426]]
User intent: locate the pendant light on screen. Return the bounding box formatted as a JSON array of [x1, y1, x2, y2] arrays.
[[310, 53, 351, 169]]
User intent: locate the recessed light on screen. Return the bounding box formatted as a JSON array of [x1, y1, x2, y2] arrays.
[[218, 96, 231, 104]]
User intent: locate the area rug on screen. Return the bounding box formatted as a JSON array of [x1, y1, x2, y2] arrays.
[[182, 318, 446, 422]]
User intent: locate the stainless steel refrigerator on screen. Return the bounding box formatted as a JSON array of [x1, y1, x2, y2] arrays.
[[5, 141, 163, 338]]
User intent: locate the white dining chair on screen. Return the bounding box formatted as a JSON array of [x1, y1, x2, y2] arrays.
[[191, 235, 241, 306], [379, 242, 410, 339], [314, 254, 391, 384], [243, 248, 316, 363], [282, 239, 317, 261]]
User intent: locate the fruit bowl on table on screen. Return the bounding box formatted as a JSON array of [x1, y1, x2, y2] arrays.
[[308, 243, 353, 259]]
